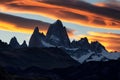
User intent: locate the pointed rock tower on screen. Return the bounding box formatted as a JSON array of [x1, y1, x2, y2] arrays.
[[46, 20, 71, 47], [21, 40, 27, 48], [9, 37, 20, 49], [29, 27, 45, 47]]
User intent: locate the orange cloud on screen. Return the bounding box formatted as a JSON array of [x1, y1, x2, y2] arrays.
[[85, 32, 120, 52], [0, 12, 50, 34], [0, 0, 120, 30], [95, 1, 120, 11], [0, 13, 74, 36]]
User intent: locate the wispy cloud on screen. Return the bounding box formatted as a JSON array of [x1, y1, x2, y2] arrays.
[[0, 12, 74, 36], [0, 12, 50, 33], [95, 0, 120, 11], [0, 0, 120, 30], [0, 0, 119, 52], [86, 32, 120, 52]]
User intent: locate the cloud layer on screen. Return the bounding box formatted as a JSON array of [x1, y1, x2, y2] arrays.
[[0, 12, 74, 37], [0, 0, 120, 52], [0, 12, 50, 33], [95, 0, 120, 11], [86, 32, 120, 52], [0, 0, 120, 29]]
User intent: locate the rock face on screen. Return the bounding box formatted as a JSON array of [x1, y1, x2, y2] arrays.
[[46, 20, 71, 47], [0, 40, 10, 50], [9, 37, 20, 49], [29, 27, 45, 47]]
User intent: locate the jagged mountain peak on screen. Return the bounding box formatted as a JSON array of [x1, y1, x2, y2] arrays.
[[46, 20, 70, 47], [54, 19, 63, 27], [23, 40, 26, 43], [12, 36, 17, 40], [80, 37, 89, 42], [90, 41, 104, 47], [9, 36, 18, 44], [21, 40, 27, 48], [71, 37, 90, 49], [33, 27, 39, 33], [29, 27, 46, 47], [90, 41, 106, 53], [9, 36, 20, 49]]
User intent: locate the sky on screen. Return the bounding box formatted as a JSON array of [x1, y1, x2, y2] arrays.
[[0, 0, 120, 52]]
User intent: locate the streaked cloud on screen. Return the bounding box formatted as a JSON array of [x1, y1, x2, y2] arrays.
[[0, 0, 119, 52], [0, 12, 49, 34], [0, 13, 74, 36], [95, 0, 120, 11], [0, 0, 120, 30], [86, 32, 120, 52]]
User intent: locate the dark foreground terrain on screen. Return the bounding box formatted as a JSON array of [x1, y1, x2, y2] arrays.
[[0, 47, 120, 80], [0, 60, 120, 80]]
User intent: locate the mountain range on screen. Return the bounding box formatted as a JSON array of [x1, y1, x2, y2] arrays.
[[28, 19, 120, 63], [0, 19, 120, 80], [0, 19, 120, 64]]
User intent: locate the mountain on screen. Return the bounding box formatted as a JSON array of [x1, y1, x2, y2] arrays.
[[9, 37, 20, 49], [90, 41, 106, 53], [0, 47, 79, 69], [0, 40, 11, 50], [29, 27, 46, 47], [29, 20, 71, 48], [65, 37, 108, 63], [46, 20, 71, 47], [28, 20, 120, 63], [71, 37, 90, 50], [71, 37, 105, 52], [2, 19, 119, 64], [0, 19, 120, 80], [21, 40, 27, 48], [71, 49, 120, 63]]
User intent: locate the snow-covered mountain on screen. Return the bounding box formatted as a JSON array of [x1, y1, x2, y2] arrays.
[[10, 20, 120, 63], [28, 20, 120, 63], [72, 49, 120, 63], [67, 40, 120, 63]]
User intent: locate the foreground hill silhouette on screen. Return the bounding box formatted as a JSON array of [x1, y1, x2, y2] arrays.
[[0, 60, 120, 80]]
